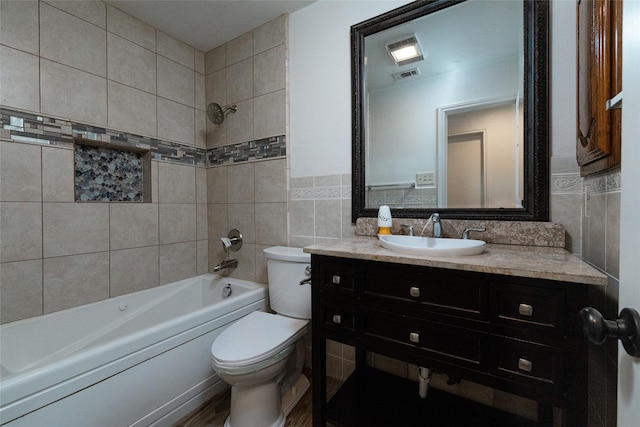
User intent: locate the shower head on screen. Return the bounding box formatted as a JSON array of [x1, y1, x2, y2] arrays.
[[207, 102, 237, 124]]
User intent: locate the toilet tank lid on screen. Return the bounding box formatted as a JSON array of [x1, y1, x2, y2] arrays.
[[263, 246, 310, 262]]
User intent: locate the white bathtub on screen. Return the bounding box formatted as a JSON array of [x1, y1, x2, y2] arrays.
[[0, 274, 267, 426]]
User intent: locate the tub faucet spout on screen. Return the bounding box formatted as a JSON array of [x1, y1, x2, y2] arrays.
[[212, 259, 238, 272]]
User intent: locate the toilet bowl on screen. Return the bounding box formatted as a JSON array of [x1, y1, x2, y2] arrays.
[[210, 246, 311, 427]]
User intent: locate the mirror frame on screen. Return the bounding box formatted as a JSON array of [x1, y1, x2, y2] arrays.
[[351, 0, 549, 222]]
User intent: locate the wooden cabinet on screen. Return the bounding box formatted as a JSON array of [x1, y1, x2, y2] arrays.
[[576, 0, 622, 175], [311, 256, 589, 426]]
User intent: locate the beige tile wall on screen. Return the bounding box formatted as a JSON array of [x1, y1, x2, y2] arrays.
[[205, 15, 287, 148], [207, 158, 288, 285], [289, 173, 354, 247], [0, 140, 208, 323], [0, 0, 207, 147], [0, 1, 213, 324]]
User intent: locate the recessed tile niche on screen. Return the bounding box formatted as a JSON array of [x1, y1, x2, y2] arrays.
[[74, 140, 151, 202]]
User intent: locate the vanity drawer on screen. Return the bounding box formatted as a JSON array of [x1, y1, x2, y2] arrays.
[[363, 309, 487, 370], [325, 305, 355, 331], [318, 261, 357, 291], [490, 336, 564, 391], [364, 266, 488, 320], [491, 283, 565, 336]]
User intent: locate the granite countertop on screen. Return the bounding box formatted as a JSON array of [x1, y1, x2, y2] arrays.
[[303, 237, 607, 286]]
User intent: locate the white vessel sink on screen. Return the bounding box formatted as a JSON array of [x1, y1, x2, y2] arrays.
[[378, 235, 485, 256]]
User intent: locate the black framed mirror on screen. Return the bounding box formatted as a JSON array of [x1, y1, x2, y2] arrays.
[[351, 0, 549, 222]]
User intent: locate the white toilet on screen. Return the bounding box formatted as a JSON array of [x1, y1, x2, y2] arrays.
[[210, 246, 311, 427]]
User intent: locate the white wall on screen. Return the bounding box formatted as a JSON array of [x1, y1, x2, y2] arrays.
[[290, 0, 578, 176], [550, 0, 578, 162], [367, 56, 519, 185], [289, 0, 411, 178]]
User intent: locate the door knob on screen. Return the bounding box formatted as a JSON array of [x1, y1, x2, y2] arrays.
[[579, 307, 640, 357]]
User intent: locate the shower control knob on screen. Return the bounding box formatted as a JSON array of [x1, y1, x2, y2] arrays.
[[579, 307, 640, 357]]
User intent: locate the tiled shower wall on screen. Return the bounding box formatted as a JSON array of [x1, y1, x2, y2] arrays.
[[0, 139, 209, 323], [0, 0, 207, 146], [203, 14, 290, 284], [204, 15, 287, 148], [0, 2, 290, 324]]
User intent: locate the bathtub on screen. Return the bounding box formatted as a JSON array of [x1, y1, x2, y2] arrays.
[[0, 274, 267, 426]]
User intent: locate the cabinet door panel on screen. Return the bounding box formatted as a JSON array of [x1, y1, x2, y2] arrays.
[[576, 0, 622, 174]]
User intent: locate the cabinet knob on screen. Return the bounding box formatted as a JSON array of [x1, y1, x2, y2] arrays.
[[518, 358, 532, 372], [409, 287, 420, 298], [519, 303, 533, 317], [579, 307, 640, 357], [409, 332, 420, 343], [332, 275, 341, 285], [332, 314, 342, 324]]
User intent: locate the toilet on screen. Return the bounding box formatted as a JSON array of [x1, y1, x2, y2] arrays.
[[210, 246, 311, 427]]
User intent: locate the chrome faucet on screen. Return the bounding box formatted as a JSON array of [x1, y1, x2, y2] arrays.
[[212, 259, 238, 272], [418, 213, 442, 238], [430, 213, 442, 238]]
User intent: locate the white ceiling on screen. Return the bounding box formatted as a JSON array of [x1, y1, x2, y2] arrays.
[[106, 0, 317, 52]]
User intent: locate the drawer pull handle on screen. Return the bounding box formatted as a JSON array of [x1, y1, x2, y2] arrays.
[[332, 314, 342, 324], [409, 287, 420, 298], [332, 275, 341, 285], [409, 332, 420, 343], [519, 303, 533, 317], [518, 358, 532, 372]]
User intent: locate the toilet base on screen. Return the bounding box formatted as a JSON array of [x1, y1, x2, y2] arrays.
[[222, 372, 310, 427], [224, 378, 284, 427], [281, 373, 310, 416]]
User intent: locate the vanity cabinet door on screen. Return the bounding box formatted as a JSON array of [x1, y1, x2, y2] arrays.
[[363, 309, 488, 371], [576, 0, 622, 175], [363, 264, 489, 321]]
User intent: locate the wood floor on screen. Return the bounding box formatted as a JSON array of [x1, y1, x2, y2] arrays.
[[174, 373, 342, 427]]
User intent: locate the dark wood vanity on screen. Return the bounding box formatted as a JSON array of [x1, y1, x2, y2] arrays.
[[307, 239, 607, 426]]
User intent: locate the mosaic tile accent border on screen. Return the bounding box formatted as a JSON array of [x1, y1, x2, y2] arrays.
[[207, 136, 286, 165], [0, 109, 75, 147], [1, 108, 286, 167], [1, 108, 208, 165]]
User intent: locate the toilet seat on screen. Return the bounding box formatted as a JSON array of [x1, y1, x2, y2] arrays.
[[211, 311, 308, 371]]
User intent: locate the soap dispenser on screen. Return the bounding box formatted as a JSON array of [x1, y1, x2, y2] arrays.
[[378, 205, 392, 235]]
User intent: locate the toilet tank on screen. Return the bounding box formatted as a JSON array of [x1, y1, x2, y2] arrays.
[[263, 246, 311, 320]]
